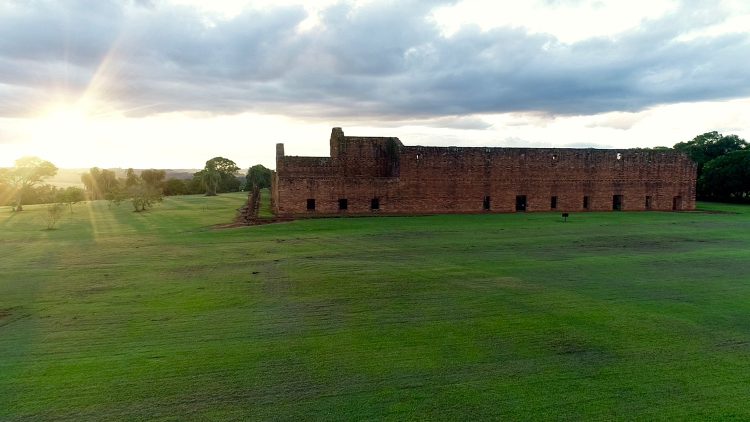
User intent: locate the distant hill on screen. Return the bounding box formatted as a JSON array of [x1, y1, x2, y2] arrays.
[[47, 168, 202, 188]]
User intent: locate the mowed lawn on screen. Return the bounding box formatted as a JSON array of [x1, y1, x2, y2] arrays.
[[2, 193, 750, 420]]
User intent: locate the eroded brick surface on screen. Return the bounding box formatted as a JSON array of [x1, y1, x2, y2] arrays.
[[272, 128, 696, 216]]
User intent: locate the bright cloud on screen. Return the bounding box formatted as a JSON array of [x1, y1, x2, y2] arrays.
[[0, 0, 748, 169], [431, 0, 680, 43]]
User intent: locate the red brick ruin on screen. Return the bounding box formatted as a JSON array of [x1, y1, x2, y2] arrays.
[[271, 128, 696, 216]]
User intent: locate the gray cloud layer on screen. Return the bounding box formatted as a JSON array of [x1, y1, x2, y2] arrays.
[[1, 0, 749, 119]]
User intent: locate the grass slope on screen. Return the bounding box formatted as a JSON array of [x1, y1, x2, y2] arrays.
[[1, 194, 750, 420]]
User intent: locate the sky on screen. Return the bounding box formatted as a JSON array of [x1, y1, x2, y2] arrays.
[[1, 0, 749, 170]]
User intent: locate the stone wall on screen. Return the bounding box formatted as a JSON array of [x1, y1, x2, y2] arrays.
[[273, 128, 697, 216]]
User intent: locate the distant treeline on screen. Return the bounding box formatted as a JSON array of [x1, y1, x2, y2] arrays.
[[1, 156, 273, 209]]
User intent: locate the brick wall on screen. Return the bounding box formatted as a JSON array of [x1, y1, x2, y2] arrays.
[[273, 128, 697, 216]]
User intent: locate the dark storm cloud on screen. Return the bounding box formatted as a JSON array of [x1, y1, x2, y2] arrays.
[[0, 0, 748, 118]]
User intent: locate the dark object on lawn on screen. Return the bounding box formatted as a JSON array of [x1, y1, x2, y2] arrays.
[[562, 212, 569, 222]]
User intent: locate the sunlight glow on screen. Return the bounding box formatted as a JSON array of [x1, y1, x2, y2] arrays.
[[31, 103, 100, 167], [37, 104, 90, 136]]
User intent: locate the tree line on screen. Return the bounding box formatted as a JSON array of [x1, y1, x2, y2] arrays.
[[1, 156, 273, 212]]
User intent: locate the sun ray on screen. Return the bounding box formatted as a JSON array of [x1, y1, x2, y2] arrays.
[[84, 196, 102, 244], [27, 24, 136, 166]]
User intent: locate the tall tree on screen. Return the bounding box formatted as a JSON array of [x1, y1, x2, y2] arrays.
[[81, 167, 119, 200], [206, 157, 240, 175], [197, 157, 239, 196], [199, 164, 221, 196], [125, 168, 139, 187], [246, 164, 272, 189], [80, 172, 95, 198], [0, 157, 57, 211], [699, 150, 750, 202], [81, 167, 101, 199], [100, 169, 118, 195]]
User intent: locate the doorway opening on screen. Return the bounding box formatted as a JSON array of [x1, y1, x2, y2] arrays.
[[613, 195, 623, 211], [515, 195, 527, 212]]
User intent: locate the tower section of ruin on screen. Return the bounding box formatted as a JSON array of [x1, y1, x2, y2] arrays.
[[272, 128, 697, 216]]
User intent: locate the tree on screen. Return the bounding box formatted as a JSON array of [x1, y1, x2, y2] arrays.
[[57, 186, 86, 213], [246, 164, 272, 189], [29, 184, 60, 205], [0, 157, 58, 211], [199, 165, 221, 196], [674, 132, 749, 199], [125, 168, 139, 188], [163, 179, 188, 196], [100, 169, 118, 196], [186, 176, 205, 195], [140, 169, 166, 190], [674, 131, 748, 176], [196, 157, 240, 196], [206, 157, 240, 176], [699, 150, 750, 202], [128, 183, 162, 212], [44, 203, 65, 230], [81, 167, 119, 200], [105, 185, 128, 208], [120, 170, 164, 212], [219, 172, 241, 192], [80, 168, 98, 198]]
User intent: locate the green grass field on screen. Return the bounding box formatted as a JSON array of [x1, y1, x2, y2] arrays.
[[2, 193, 750, 420]]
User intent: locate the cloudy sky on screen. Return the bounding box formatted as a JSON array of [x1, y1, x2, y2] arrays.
[[1, 0, 749, 169]]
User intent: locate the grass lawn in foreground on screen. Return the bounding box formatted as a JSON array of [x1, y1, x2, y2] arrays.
[[1, 193, 750, 420]]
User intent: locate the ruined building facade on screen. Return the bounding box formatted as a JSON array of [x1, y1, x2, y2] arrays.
[[271, 128, 696, 216]]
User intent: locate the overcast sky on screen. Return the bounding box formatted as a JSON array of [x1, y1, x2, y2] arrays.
[[1, 0, 749, 169]]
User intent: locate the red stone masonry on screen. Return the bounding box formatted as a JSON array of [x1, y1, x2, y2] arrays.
[[271, 128, 696, 216]]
